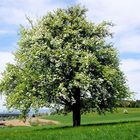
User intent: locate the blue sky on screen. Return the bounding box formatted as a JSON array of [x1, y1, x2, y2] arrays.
[[0, 0, 140, 102]]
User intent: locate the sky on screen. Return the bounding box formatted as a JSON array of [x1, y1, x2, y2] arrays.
[[0, 0, 140, 109]]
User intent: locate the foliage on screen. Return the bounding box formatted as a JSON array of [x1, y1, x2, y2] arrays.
[[117, 100, 140, 108], [0, 5, 130, 123]]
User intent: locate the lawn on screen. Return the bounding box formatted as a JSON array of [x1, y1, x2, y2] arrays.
[[43, 108, 140, 126], [0, 108, 140, 140]]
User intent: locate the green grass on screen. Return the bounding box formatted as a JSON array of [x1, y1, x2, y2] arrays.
[[43, 108, 140, 126], [0, 108, 140, 140]]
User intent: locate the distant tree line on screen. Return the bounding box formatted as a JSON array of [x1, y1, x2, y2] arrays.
[[117, 100, 140, 108]]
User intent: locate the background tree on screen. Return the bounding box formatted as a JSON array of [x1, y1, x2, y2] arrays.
[[0, 5, 130, 127]]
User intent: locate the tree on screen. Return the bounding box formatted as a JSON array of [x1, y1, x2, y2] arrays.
[[0, 5, 130, 126], [0, 64, 46, 121]]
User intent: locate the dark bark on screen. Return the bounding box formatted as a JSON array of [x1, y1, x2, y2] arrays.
[[72, 87, 81, 127]]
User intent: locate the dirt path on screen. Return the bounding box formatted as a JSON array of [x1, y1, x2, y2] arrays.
[[0, 118, 59, 126]]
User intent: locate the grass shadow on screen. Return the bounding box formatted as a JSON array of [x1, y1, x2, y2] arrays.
[[34, 120, 140, 132]]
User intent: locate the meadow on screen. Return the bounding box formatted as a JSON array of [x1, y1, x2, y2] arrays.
[[0, 108, 140, 140]]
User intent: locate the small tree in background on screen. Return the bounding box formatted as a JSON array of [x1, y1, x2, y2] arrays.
[[0, 5, 130, 127]]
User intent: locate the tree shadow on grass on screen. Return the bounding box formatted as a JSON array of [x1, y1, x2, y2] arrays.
[[34, 120, 140, 132]]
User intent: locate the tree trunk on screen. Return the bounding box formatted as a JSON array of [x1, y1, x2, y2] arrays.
[[72, 87, 81, 127]]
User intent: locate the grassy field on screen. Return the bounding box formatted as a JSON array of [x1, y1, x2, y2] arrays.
[[0, 108, 140, 140]]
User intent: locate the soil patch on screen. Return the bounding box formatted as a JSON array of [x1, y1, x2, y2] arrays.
[[0, 118, 59, 127]]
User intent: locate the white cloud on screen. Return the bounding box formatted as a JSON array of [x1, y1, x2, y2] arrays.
[[77, 0, 140, 33], [121, 59, 140, 73], [0, 52, 15, 79], [119, 35, 140, 53], [126, 72, 140, 99], [0, 0, 67, 25], [0, 29, 16, 35], [121, 59, 140, 99], [0, 30, 9, 34], [0, 7, 27, 25]]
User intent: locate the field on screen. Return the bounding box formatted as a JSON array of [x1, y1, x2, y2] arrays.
[[0, 108, 140, 140]]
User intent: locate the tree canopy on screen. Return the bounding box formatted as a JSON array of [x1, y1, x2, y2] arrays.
[[0, 5, 130, 126]]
